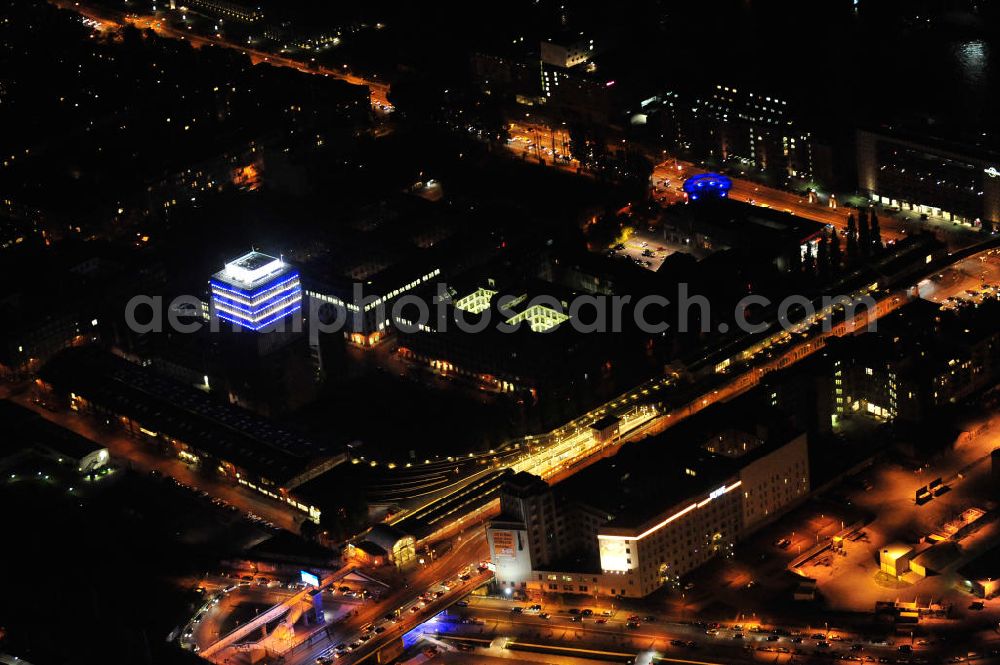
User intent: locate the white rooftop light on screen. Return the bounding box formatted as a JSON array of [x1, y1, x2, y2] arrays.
[[223, 251, 284, 285]]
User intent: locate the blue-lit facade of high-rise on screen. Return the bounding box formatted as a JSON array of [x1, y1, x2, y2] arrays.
[[210, 251, 302, 332]]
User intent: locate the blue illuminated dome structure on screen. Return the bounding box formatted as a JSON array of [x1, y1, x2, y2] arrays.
[[682, 173, 733, 201], [210, 251, 302, 332]]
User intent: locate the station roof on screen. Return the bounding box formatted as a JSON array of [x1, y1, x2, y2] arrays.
[[39, 346, 335, 486]]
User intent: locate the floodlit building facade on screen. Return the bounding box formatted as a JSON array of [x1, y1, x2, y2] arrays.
[[487, 419, 810, 598], [210, 251, 303, 333], [857, 128, 1000, 230]]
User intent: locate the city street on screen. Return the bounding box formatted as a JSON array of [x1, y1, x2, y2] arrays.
[[201, 528, 490, 665], [918, 248, 1000, 307], [7, 389, 306, 532], [413, 596, 948, 664], [49, 0, 393, 110]]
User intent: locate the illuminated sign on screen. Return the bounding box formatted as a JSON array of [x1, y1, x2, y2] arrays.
[[985, 167, 1000, 179], [709, 485, 726, 500], [492, 531, 515, 558], [682, 173, 732, 201], [300, 570, 320, 587]]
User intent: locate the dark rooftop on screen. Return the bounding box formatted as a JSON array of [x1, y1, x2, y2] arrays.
[[959, 544, 1000, 583], [556, 398, 802, 530], [673, 197, 827, 247]]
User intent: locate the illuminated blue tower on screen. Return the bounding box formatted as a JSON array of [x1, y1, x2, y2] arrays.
[[682, 173, 733, 201], [210, 251, 302, 332]]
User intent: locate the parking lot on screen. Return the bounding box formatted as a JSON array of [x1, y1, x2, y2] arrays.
[[610, 229, 673, 272]]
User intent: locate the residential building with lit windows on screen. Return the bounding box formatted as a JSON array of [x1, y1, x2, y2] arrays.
[[672, 85, 815, 182], [471, 33, 622, 123], [857, 127, 1000, 230], [487, 410, 810, 598], [827, 298, 1000, 428]]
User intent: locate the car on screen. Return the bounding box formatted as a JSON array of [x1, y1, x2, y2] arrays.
[[528, 604, 542, 611], [580, 608, 593, 616], [686, 641, 698, 649], [570, 615, 582, 622], [969, 601, 985, 611], [812, 634, 826, 640], [359, 634, 373, 642], [373, 626, 386, 634], [511, 606, 523, 614], [851, 644, 864, 651], [595, 618, 607, 624], [454, 600, 469, 607], [456, 643, 473, 652], [568, 608, 580, 615], [816, 641, 830, 649], [626, 621, 640, 630], [898, 645, 912, 653], [409, 606, 420, 613], [333, 644, 347, 651], [434, 591, 445, 598], [643, 615, 656, 622], [766, 635, 779, 641], [733, 633, 744, 640], [539, 612, 550, 619]]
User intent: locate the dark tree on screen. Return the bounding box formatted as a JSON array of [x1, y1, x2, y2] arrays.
[[817, 229, 830, 280], [846, 214, 859, 264], [870, 209, 883, 252], [787, 240, 802, 275], [858, 208, 871, 257], [803, 243, 816, 277], [829, 227, 843, 273]]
